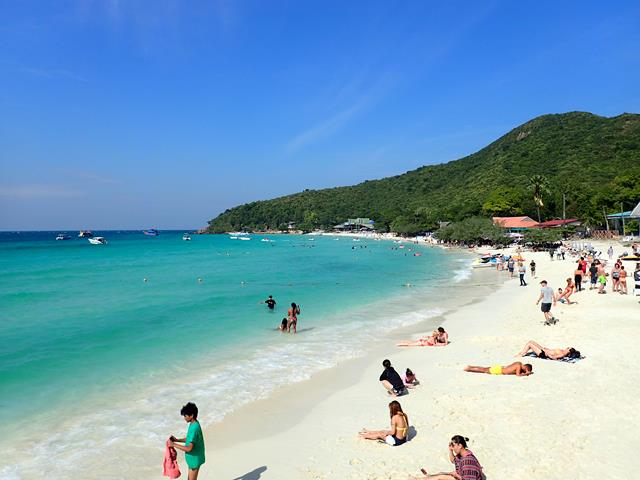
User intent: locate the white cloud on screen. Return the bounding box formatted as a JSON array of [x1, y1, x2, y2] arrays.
[[0, 185, 85, 199]]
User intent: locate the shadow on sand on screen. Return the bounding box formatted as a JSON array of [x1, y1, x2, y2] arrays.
[[232, 466, 267, 480]]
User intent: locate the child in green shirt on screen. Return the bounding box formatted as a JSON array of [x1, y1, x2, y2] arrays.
[[170, 402, 205, 479]]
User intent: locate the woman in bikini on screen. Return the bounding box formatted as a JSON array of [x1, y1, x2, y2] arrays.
[[515, 340, 580, 360], [397, 327, 448, 347], [358, 401, 409, 446], [287, 302, 300, 333], [557, 277, 575, 304]]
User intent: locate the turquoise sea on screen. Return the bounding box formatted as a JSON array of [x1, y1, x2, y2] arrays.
[[0, 231, 470, 478]]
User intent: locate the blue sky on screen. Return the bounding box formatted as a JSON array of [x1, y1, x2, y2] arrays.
[[1, 1, 639, 230]]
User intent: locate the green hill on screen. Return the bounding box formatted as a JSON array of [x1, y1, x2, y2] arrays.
[[207, 112, 640, 234]]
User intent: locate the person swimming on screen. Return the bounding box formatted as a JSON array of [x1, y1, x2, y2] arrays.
[[278, 318, 288, 332]]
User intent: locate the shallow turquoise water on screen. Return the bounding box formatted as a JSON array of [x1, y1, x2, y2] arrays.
[[0, 231, 468, 478]]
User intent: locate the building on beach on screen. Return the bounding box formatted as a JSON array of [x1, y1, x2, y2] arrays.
[[333, 218, 375, 232]]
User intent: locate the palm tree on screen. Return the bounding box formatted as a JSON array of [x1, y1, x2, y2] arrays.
[[528, 174, 550, 222]]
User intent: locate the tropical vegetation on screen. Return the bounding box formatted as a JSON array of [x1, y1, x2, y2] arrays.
[[207, 112, 640, 234]]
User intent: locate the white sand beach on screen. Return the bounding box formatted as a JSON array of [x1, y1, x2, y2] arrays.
[[200, 242, 639, 479]]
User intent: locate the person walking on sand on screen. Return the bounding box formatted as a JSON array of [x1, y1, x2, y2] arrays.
[[574, 266, 583, 292], [611, 263, 621, 293], [518, 262, 527, 286], [619, 266, 628, 295], [536, 280, 556, 323], [287, 302, 300, 333], [169, 402, 205, 480], [464, 362, 532, 376], [413, 435, 483, 480], [507, 257, 515, 278], [589, 262, 598, 290], [529, 259, 536, 278], [608, 245, 614, 260]]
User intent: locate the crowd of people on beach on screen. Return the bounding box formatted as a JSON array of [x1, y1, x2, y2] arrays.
[[162, 241, 640, 480], [355, 241, 640, 479]]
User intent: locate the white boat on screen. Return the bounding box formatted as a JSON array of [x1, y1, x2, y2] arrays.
[[182, 233, 191, 241], [78, 230, 93, 238], [56, 233, 71, 240], [88, 237, 107, 245], [261, 238, 273, 242], [239, 237, 251, 241]]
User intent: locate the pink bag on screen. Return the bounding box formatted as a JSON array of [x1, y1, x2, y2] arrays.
[[163, 439, 181, 479]]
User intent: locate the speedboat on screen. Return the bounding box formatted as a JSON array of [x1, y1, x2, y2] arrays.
[[143, 229, 159, 236], [182, 233, 191, 241], [88, 237, 107, 245], [78, 230, 93, 238], [56, 234, 71, 240], [471, 253, 500, 268]]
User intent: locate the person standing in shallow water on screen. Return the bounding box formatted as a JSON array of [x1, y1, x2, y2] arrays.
[[287, 302, 301, 333], [170, 402, 205, 480]]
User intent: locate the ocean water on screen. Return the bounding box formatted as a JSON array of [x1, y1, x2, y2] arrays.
[[0, 231, 469, 479]]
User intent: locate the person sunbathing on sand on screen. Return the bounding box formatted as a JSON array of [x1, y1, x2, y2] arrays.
[[464, 362, 532, 376], [411, 435, 483, 480], [397, 327, 448, 347], [358, 400, 409, 446], [515, 340, 580, 360]]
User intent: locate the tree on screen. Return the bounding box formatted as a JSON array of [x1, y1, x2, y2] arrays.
[[528, 174, 550, 222], [482, 187, 525, 216]]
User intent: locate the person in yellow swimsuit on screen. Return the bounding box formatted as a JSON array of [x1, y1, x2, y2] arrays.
[[464, 362, 532, 376]]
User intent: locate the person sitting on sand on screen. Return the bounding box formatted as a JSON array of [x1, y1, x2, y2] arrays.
[[464, 361, 532, 376], [379, 359, 407, 396], [413, 435, 483, 480], [358, 400, 409, 446], [404, 368, 419, 387], [515, 340, 580, 360], [397, 327, 448, 347]]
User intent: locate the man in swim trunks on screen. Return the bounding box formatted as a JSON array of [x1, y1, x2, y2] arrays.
[[535, 280, 556, 323], [464, 362, 532, 376]]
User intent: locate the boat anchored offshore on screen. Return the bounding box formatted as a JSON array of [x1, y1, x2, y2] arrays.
[[56, 233, 71, 240], [88, 237, 107, 245], [143, 229, 159, 236], [182, 233, 191, 241], [78, 230, 93, 238]]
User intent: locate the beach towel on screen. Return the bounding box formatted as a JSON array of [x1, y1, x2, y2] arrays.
[[163, 439, 181, 479], [524, 352, 585, 364]]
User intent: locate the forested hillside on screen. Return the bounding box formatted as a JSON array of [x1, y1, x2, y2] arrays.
[[207, 112, 640, 234]]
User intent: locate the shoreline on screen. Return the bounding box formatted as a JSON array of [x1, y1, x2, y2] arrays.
[[203, 262, 505, 478], [201, 241, 638, 479], [206, 269, 500, 451]]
